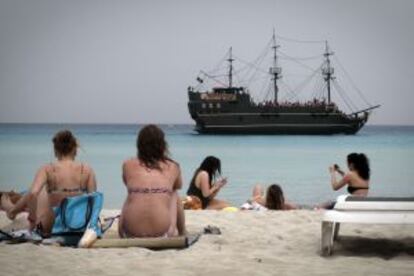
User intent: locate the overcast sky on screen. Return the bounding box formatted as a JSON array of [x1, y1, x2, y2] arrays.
[[0, 0, 413, 125]]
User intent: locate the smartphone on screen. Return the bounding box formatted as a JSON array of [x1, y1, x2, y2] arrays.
[[218, 177, 227, 187]]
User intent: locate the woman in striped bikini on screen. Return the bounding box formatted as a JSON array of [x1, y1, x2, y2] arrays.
[[1, 130, 97, 237], [119, 125, 186, 238]]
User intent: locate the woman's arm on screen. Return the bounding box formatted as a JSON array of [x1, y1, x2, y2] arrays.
[[210, 177, 227, 199], [336, 168, 345, 176], [173, 164, 183, 190], [330, 166, 350, 191], [85, 165, 97, 193], [208, 185, 221, 199], [251, 184, 266, 205], [122, 161, 128, 186], [8, 166, 48, 219], [198, 171, 223, 199]]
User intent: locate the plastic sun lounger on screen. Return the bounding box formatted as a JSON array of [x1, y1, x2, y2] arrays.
[[321, 195, 414, 256]]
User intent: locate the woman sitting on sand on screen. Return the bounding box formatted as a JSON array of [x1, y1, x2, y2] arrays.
[[241, 184, 297, 211], [0, 130, 97, 237], [329, 153, 370, 196], [119, 124, 186, 238], [187, 156, 230, 210]]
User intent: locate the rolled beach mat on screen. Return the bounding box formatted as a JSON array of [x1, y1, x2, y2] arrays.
[[91, 234, 200, 249]]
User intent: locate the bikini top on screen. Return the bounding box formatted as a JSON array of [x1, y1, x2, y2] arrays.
[[347, 186, 369, 194], [47, 163, 87, 194], [187, 179, 211, 209], [128, 187, 172, 194]]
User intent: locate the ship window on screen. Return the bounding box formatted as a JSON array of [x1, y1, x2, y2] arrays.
[[209, 103, 213, 108], [216, 103, 221, 108], [202, 103, 206, 109]]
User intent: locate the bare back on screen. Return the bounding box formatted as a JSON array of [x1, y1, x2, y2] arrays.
[[346, 171, 370, 196], [44, 161, 96, 206], [120, 158, 182, 237]]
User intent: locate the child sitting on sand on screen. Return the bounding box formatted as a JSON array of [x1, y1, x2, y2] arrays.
[[241, 184, 297, 211]]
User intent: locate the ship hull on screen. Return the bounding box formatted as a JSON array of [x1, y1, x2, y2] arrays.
[[187, 90, 370, 135], [193, 113, 367, 135]]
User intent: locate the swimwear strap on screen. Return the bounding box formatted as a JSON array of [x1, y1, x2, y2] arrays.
[[48, 188, 87, 193], [128, 188, 172, 194]]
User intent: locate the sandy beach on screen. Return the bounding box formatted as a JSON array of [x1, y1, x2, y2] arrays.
[[0, 209, 413, 276]]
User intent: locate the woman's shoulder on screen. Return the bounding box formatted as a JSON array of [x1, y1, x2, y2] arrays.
[[195, 170, 209, 182], [348, 171, 369, 184], [40, 161, 93, 175], [123, 157, 138, 167], [124, 157, 137, 163], [162, 158, 180, 170], [78, 162, 94, 175], [344, 171, 356, 181], [40, 163, 53, 174], [196, 170, 208, 177]]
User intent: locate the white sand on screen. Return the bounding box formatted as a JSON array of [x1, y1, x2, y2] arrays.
[[0, 209, 413, 276]]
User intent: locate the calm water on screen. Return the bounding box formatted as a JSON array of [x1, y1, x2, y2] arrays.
[[0, 124, 413, 208]]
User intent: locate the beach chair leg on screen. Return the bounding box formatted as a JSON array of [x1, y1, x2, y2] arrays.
[[321, 221, 334, 256], [333, 222, 340, 241]]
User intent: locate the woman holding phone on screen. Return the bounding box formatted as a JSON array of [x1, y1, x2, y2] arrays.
[[317, 152, 371, 209], [329, 153, 370, 196], [187, 156, 230, 210]]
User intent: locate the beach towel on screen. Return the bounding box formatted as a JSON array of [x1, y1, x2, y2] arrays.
[[182, 195, 202, 210], [240, 201, 268, 211]]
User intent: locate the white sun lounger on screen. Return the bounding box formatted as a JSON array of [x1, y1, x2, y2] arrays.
[[321, 195, 414, 256]]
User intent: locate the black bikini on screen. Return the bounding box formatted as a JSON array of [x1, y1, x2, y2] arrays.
[[187, 179, 210, 209], [347, 186, 369, 194]]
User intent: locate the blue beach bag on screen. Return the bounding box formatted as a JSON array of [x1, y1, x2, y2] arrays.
[[52, 192, 104, 237]]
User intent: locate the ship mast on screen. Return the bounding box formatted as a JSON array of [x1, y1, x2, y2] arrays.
[[322, 41, 334, 104], [227, 47, 234, 88], [270, 30, 282, 104]]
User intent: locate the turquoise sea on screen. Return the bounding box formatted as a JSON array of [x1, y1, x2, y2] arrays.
[[0, 124, 413, 208]]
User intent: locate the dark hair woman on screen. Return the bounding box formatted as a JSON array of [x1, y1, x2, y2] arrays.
[[186, 156, 230, 210], [1, 130, 97, 236], [119, 124, 186, 238], [241, 184, 296, 210], [329, 153, 370, 196]]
